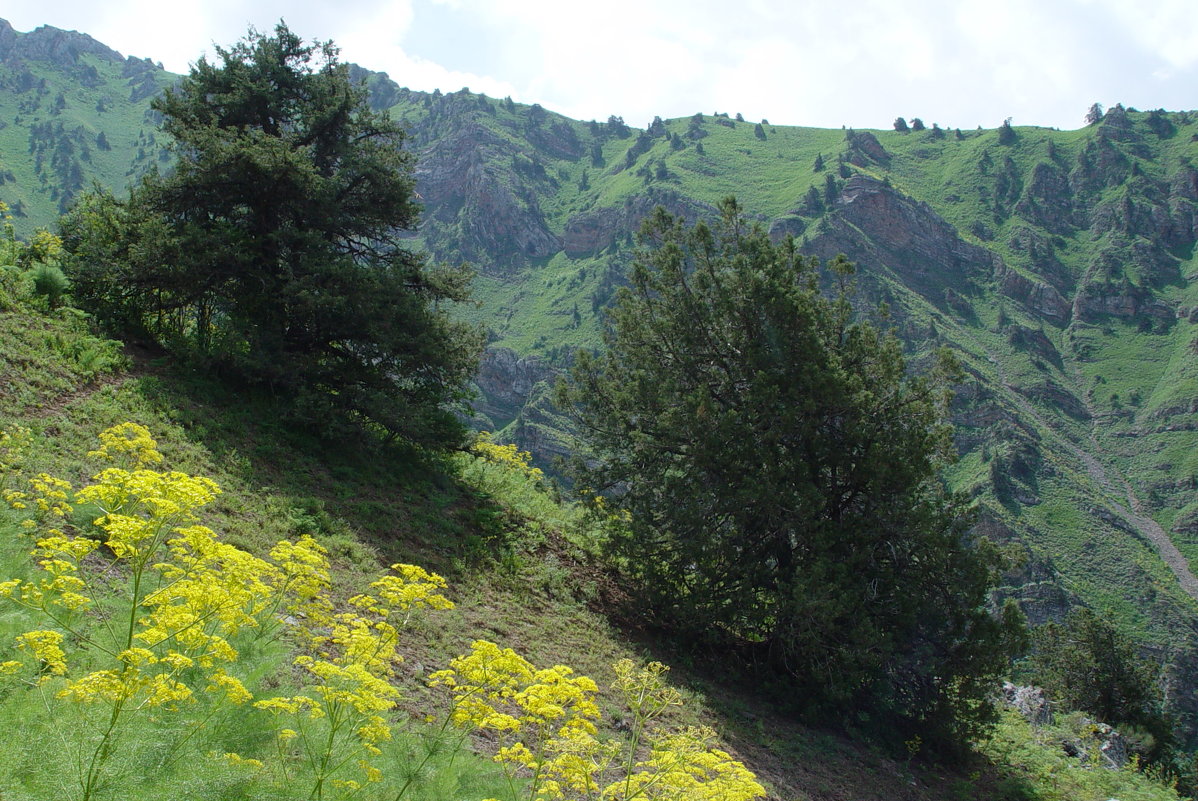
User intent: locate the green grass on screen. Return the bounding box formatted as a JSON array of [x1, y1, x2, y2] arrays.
[[0, 264, 1185, 799], [979, 710, 1181, 801], [3, 50, 1198, 791]]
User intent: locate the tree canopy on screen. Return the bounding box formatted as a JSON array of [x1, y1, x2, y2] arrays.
[[1031, 608, 1172, 761], [558, 200, 1023, 746], [61, 23, 481, 447]]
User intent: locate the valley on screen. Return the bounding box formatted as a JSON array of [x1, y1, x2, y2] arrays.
[[2, 16, 1198, 799]]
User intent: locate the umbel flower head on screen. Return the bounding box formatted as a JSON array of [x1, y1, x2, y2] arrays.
[[432, 645, 765, 801]]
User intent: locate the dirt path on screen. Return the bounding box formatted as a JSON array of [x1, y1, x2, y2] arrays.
[[986, 354, 1198, 603]]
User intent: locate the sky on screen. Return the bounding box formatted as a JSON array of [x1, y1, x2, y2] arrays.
[[4, 0, 1196, 132]]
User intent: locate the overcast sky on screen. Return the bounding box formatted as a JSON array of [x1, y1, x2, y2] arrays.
[[5, 0, 1196, 131]]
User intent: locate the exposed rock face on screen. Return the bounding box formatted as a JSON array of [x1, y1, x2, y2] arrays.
[[803, 175, 998, 304], [1060, 719, 1129, 770], [471, 347, 572, 471], [562, 207, 623, 256], [0, 19, 14, 59], [415, 123, 561, 271], [121, 55, 159, 78], [952, 384, 1042, 449], [1070, 136, 1131, 196], [562, 189, 715, 257], [524, 119, 584, 161], [996, 263, 1070, 324], [346, 64, 404, 110], [1018, 380, 1090, 420], [843, 130, 889, 167], [0, 19, 125, 65], [1001, 685, 1130, 769], [1002, 682, 1054, 726], [1007, 227, 1072, 290], [766, 214, 806, 240], [1006, 324, 1063, 367], [1011, 579, 1076, 627], [1015, 161, 1076, 235], [474, 347, 556, 425], [1071, 282, 1172, 322], [1172, 166, 1198, 202], [1097, 104, 1137, 143], [511, 410, 573, 468]]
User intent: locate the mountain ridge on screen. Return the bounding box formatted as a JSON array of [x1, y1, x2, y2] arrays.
[[4, 16, 1198, 738]]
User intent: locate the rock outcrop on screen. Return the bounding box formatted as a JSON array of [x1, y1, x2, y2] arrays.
[[1001, 684, 1129, 769], [415, 123, 561, 271], [1002, 682, 1054, 726], [562, 189, 715, 257], [996, 264, 1071, 324], [474, 347, 556, 426], [802, 175, 998, 304], [0, 19, 126, 65], [843, 129, 889, 167], [1015, 161, 1076, 235]]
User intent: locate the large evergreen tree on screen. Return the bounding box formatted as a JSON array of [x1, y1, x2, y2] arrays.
[[559, 199, 1023, 745], [61, 23, 481, 447]]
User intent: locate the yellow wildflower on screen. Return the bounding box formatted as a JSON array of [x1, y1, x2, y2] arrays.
[[206, 670, 253, 705], [15, 630, 67, 675], [87, 422, 164, 468], [222, 752, 264, 770]]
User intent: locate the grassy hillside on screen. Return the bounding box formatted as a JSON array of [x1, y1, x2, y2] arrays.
[[382, 89, 1198, 707], [2, 16, 1198, 793], [0, 21, 172, 232], [0, 207, 1185, 800]]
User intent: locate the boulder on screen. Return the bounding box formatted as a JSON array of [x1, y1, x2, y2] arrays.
[[1001, 682, 1054, 726]]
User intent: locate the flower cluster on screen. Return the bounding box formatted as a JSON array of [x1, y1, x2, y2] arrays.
[[0, 424, 337, 800], [431, 640, 600, 741], [0, 423, 764, 801], [86, 421, 164, 468], [472, 432, 545, 483], [4, 471, 73, 527], [618, 726, 766, 801], [268, 534, 336, 637], [254, 559, 455, 794], [435, 648, 765, 801], [0, 424, 31, 491]]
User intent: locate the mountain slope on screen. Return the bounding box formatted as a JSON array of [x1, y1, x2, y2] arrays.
[[389, 90, 1198, 736], [0, 19, 172, 229], [0, 169, 1184, 801], [4, 15, 1198, 739]]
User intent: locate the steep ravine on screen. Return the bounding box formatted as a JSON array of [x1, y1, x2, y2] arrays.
[[985, 348, 1198, 603]]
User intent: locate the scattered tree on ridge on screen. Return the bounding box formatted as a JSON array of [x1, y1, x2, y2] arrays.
[[998, 117, 1017, 144]]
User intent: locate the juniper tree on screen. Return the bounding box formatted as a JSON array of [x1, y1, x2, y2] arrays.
[[558, 199, 1023, 748], [62, 23, 481, 447]]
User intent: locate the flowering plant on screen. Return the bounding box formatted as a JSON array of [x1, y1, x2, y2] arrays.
[[433, 646, 765, 801]]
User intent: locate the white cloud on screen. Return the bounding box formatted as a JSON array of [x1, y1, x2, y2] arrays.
[[1088, 0, 1198, 70], [5, 0, 1196, 131]]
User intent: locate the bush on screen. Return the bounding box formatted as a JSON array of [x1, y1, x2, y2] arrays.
[[29, 262, 69, 308]]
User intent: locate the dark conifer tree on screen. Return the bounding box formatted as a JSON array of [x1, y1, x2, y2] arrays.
[[559, 200, 1024, 748], [62, 23, 481, 447]]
